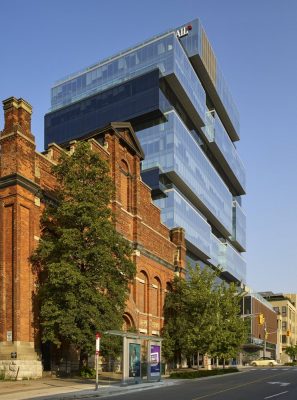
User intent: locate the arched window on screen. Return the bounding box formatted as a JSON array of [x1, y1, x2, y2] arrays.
[[120, 160, 131, 210], [151, 277, 162, 317], [137, 271, 149, 313], [123, 313, 135, 331]]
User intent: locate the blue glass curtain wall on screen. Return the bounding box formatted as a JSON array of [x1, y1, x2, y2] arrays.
[[137, 110, 233, 234], [178, 19, 240, 137], [45, 70, 162, 147], [232, 200, 246, 251], [219, 242, 246, 283], [155, 189, 211, 258], [51, 33, 206, 124], [204, 111, 246, 192]]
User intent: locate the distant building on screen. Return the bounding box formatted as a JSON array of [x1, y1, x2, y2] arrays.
[[45, 18, 247, 286], [260, 292, 297, 363], [241, 292, 278, 363], [0, 97, 185, 378]]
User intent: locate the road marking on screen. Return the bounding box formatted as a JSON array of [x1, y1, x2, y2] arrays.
[[191, 371, 291, 400], [267, 382, 290, 387], [264, 391, 288, 399]]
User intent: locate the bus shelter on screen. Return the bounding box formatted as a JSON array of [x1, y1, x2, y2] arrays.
[[105, 330, 163, 385]]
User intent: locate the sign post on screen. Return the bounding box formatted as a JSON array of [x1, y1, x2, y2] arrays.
[[95, 333, 101, 391]]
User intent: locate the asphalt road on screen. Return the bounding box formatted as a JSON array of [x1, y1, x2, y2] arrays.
[[99, 367, 297, 400]]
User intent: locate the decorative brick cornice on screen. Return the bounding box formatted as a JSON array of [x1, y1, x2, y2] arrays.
[[0, 173, 40, 195], [133, 242, 175, 272], [3, 97, 32, 115], [0, 130, 36, 145]]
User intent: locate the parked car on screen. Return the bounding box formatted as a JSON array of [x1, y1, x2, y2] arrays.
[[251, 357, 278, 366]]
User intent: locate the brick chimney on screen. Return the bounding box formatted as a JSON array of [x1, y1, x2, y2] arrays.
[[170, 227, 186, 276], [2, 97, 34, 138], [0, 97, 36, 179]]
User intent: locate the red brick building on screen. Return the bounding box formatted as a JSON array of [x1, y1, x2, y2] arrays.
[[0, 97, 186, 378]]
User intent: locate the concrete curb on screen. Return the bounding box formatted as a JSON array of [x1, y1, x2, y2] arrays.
[[24, 380, 177, 399]]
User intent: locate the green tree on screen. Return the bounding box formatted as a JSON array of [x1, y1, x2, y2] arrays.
[[162, 265, 247, 368], [162, 265, 220, 367], [210, 283, 247, 365], [285, 345, 297, 362], [31, 141, 136, 362], [162, 276, 188, 365]]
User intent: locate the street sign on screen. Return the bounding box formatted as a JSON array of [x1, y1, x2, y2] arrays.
[[96, 333, 101, 353]]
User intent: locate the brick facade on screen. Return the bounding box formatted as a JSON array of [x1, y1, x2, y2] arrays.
[[0, 97, 186, 375]]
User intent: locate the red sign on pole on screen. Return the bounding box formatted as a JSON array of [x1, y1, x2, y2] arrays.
[[96, 333, 101, 353]]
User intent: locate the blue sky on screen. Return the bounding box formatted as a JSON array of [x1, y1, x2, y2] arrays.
[[1, 0, 296, 293]]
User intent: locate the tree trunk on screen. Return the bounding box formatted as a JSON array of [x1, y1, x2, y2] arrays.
[[223, 359, 225, 369], [79, 349, 88, 371], [197, 352, 200, 370]]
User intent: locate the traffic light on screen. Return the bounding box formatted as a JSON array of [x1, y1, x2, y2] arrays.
[[286, 330, 291, 337], [265, 332, 269, 340], [258, 313, 265, 325]]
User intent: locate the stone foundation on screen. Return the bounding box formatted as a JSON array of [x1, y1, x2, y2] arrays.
[[0, 342, 42, 379], [0, 360, 42, 380]]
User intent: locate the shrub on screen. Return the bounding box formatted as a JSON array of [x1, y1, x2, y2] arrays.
[[79, 366, 96, 379], [169, 368, 239, 379]]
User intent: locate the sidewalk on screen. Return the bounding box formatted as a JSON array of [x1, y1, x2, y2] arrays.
[[0, 376, 175, 400], [0, 367, 251, 400]]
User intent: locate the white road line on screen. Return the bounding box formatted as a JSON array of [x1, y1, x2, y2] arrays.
[[264, 391, 289, 399]]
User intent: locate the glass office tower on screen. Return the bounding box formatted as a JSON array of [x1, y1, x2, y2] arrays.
[[45, 19, 247, 284]]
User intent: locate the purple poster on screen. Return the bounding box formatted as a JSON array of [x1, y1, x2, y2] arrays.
[[150, 345, 160, 376]]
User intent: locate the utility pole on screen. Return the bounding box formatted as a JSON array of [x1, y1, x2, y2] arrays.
[[263, 321, 267, 358], [95, 333, 101, 391]]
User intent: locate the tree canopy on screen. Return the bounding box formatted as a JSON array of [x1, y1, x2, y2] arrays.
[[285, 345, 297, 361], [162, 264, 247, 365], [31, 141, 136, 355]]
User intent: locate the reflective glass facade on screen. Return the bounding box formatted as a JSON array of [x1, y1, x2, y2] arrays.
[[138, 111, 233, 234], [204, 111, 246, 193], [47, 18, 247, 284], [232, 201, 246, 251], [155, 189, 211, 258], [178, 19, 240, 138], [45, 70, 163, 147], [209, 234, 246, 283], [51, 34, 206, 124], [219, 242, 247, 283]]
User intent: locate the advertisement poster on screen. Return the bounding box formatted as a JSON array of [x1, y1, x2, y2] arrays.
[[150, 345, 160, 376], [129, 343, 140, 377]]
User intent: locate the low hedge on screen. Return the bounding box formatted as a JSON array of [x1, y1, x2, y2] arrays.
[[284, 362, 297, 366], [169, 367, 239, 379]]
